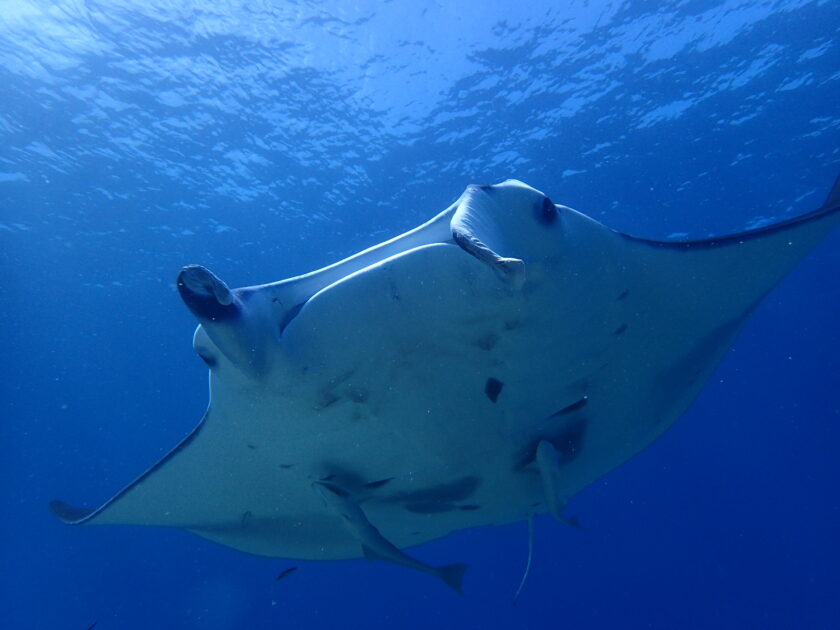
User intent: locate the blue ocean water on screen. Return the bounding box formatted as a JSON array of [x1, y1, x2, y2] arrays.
[[2, 0, 839, 628]]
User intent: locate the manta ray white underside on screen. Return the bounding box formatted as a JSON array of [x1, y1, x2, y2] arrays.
[[52, 177, 840, 592]]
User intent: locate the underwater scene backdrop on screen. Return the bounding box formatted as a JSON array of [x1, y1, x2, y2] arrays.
[[1, 1, 839, 628]]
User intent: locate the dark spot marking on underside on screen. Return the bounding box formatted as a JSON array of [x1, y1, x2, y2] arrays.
[[459, 504, 481, 511], [278, 464, 294, 469], [318, 481, 350, 498], [614, 323, 628, 335], [278, 302, 305, 336], [316, 370, 358, 410], [348, 387, 368, 403], [504, 319, 524, 331], [550, 396, 588, 417], [405, 501, 457, 514], [386, 476, 481, 508], [534, 196, 558, 226], [365, 477, 394, 489], [316, 465, 384, 496], [246, 444, 256, 450], [316, 392, 341, 410], [474, 332, 499, 351], [485, 377, 504, 403]]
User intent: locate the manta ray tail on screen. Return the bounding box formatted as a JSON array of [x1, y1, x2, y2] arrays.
[[513, 515, 535, 605]]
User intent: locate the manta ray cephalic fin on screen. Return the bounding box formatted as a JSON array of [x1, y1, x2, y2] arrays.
[[176, 265, 271, 373], [451, 184, 531, 288]]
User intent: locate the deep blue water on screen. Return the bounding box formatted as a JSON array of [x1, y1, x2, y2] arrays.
[[2, 1, 839, 628]]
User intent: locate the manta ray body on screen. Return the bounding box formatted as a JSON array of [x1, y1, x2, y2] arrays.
[[52, 177, 840, 591]]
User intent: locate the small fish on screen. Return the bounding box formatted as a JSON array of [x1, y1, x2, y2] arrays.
[[275, 566, 298, 581], [313, 481, 467, 594], [86, 623, 98, 630]]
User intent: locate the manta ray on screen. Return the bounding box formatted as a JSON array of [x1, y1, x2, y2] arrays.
[[51, 176, 840, 593]]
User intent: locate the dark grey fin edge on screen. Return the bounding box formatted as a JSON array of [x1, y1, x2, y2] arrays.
[[48, 408, 210, 525], [822, 173, 840, 210], [49, 501, 94, 523], [361, 544, 386, 562], [438, 563, 468, 596], [619, 173, 840, 250]]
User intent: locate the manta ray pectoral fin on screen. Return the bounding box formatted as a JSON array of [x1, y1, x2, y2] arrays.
[[48, 409, 211, 528], [177, 265, 274, 373], [615, 172, 840, 324]]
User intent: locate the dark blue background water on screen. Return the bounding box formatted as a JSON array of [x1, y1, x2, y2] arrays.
[[2, 1, 838, 628]]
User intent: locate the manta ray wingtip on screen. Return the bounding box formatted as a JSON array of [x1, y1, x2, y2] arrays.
[[49, 499, 94, 524], [821, 172, 840, 209]]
